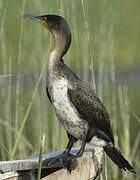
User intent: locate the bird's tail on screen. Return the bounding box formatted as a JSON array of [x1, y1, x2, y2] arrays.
[[104, 145, 136, 174]]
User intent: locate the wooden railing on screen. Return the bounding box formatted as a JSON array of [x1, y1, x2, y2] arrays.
[[0, 146, 103, 180]]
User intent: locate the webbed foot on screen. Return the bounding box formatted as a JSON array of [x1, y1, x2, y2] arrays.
[[63, 153, 77, 173], [43, 151, 77, 173]]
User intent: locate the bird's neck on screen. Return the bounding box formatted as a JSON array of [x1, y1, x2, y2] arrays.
[[48, 30, 71, 69]]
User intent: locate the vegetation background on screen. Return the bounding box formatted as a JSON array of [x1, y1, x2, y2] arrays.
[[0, 0, 140, 179]]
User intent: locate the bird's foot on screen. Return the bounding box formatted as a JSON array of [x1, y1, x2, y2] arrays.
[[63, 153, 77, 173], [43, 151, 77, 173], [43, 152, 66, 167]]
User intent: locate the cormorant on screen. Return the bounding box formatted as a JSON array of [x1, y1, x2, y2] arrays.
[[23, 14, 135, 174]]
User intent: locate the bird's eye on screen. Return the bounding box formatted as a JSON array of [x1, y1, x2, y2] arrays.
[[49, 22, 58, 29]]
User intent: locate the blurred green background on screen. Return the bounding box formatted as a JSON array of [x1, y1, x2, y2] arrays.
[[0, 0, 140, 179]]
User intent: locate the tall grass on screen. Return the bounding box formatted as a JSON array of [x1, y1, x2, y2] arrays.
[[0, 0, 140, 179]]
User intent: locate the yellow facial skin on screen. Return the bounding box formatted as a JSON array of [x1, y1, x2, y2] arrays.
[[41, 18, 48, 28], [41, 21, 48, 29]]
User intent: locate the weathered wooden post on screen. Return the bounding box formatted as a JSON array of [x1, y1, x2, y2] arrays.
[[0, 146, 103, 180]]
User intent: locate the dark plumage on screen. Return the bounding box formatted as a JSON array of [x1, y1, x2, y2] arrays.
[[24, 14, 136, 174]]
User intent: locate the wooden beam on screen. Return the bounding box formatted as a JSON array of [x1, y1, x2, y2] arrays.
[[0, 146, 103, 180]]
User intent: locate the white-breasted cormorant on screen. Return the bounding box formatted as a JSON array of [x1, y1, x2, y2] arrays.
[[23, 14, 136, 174]]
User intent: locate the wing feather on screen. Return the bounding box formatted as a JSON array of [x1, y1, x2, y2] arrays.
[[68, 87, 114, 143]]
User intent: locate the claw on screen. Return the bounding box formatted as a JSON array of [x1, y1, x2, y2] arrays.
[[43, 152, 77, 173], [63, 154, 77, 173]]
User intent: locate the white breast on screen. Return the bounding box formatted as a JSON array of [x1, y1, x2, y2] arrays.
[[50, 78, 88, 139]]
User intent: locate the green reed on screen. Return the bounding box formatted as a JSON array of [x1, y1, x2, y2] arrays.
[[0, 0, 140, 179]]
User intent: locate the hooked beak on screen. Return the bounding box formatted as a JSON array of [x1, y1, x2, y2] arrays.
[[23, 14, 48, 28]]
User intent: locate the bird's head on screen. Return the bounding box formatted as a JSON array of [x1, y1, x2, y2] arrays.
[[24, 14, 63, 31], [23, 14, 71, 56]]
